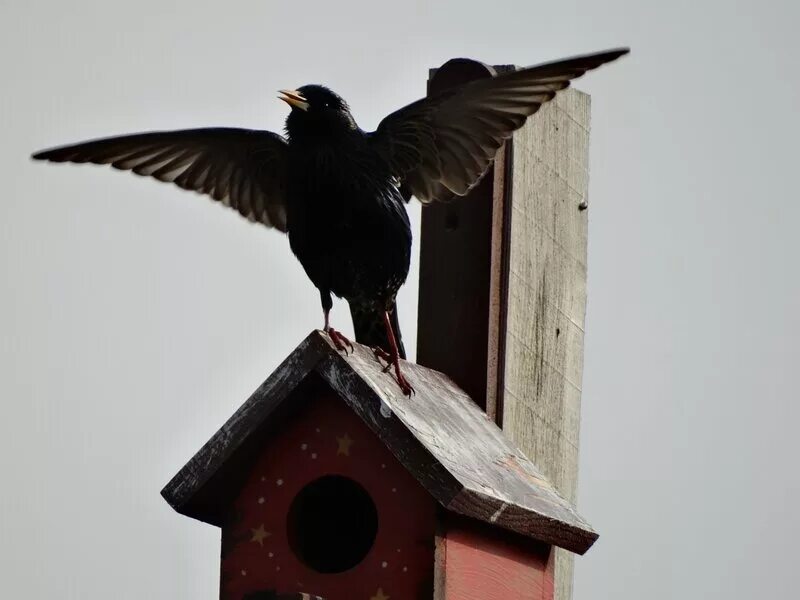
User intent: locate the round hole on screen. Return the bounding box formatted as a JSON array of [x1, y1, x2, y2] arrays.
[[287, 475, 378, 573]]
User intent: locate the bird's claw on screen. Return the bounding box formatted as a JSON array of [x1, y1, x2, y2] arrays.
[[326, 327, 354, 354], [396, 370, 415, 396], [372, 346, 393, 372], [372, 345, 413, 394]]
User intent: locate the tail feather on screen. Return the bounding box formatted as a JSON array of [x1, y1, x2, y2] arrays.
[[349, 301, 406, 360]]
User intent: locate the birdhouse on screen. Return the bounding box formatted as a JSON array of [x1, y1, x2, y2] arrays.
[[162, 332, 596, 600]]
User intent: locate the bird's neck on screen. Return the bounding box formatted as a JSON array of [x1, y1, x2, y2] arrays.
[[288, 127, 366, 153], [286, 114, 362, 145]]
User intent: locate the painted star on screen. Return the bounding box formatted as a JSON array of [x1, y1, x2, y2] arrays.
[[251, 524, 271, 546], [336, 433, 354, 456], [370, 588, 390, 600]]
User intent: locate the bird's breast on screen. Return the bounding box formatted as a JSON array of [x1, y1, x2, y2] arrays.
[[285, 141, 411, 302], [287, 142, 400, 220]]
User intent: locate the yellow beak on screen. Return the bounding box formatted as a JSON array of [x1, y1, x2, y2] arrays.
[[278, 89, 309, 111]]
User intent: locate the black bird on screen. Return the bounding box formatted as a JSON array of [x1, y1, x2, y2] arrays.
[[32, 48, 629, 395]]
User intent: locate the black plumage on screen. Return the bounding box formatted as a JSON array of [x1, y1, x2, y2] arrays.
[[31, 47, 628, 395]]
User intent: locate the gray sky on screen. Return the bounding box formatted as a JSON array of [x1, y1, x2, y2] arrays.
[[2, 1, 798, 599]]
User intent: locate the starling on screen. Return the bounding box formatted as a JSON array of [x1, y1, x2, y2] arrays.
[[32, 47, 629, 395]]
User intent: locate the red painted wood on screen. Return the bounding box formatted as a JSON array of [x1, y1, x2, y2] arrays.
[[220, 389, 437, 600], [441, 517, 553, 600]]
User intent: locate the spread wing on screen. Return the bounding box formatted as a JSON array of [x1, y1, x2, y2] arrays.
[[32, 128, 290, 231], [370, 48, 629, 203]]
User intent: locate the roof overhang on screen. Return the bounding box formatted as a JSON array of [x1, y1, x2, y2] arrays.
[[161, 331, 598, 555]]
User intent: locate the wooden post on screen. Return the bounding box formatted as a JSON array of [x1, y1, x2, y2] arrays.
[[416, 61, 592, 600], [416, 59, 514, 419]]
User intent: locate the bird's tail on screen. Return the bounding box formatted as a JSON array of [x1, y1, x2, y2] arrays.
[[348, 301, 406, 360]]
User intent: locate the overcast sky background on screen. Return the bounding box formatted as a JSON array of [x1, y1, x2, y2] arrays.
[[2, 1, 799, 599]]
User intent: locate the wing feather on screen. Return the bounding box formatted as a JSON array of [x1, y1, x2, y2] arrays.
[[32, 128, 290, 231], [370, 47, 629, 203]]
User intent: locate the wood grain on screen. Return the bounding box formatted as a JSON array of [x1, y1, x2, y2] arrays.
[[501, 88, 591, 600], [320, 337, 596, 554], [161, 331, 597, 554], [417, 59, 514, 418], [440, 515, 553, 600], [160, 333, 330, 524]]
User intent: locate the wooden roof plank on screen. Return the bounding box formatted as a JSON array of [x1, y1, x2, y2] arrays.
[[161, 331, 597, 554]]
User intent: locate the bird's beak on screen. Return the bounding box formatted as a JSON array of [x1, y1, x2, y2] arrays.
[[278, 89, 309, 111]]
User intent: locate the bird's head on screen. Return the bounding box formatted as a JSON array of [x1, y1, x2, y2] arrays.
[[280, 85, 357, 140]]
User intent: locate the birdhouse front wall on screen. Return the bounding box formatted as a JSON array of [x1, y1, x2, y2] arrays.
[[438, 516, 554, 600], [220, 387, 437, 600]]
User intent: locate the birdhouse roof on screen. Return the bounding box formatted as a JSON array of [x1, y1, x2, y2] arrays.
[[161, 331, 597, 555]]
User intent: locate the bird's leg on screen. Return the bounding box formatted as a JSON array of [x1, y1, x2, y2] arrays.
[[324, 314, 354, 354], [323, 309, 354, 354], [382, 310, 414, 396], [320, 290, 353, 354]]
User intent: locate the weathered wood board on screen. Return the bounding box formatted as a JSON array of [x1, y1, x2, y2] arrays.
[[161, 331, 597, 555], [501, 88, 591, 600], [436, 515, 554, 600]]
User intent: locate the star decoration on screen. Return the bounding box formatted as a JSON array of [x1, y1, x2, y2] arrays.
[[336, 433, 354, 456], [251, 524, 271, 546], [370, 588, 390, 600]]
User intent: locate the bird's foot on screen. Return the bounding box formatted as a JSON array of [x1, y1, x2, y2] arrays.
[[325, 327, 354, 354], [373, 346, 413, 394], [394, 364, 415, 396], [372, 346, 393, 373], [376, 309, 414, 396]]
